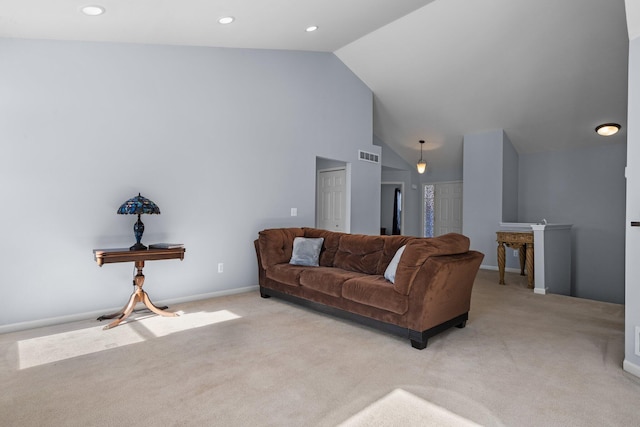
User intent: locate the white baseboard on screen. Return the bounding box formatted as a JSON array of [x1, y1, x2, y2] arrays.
[[0, 285, 259, 335], [623, 359, 640, 378], [480, 264, 521, 274]]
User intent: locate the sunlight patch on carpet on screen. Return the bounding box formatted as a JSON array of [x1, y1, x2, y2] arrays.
[[138, 309, 241, 337], [17, 309, 240, 369], [338, 388, 481, 427]]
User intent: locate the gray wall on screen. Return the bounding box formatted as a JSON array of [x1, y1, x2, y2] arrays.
[[462, 130, 522, 270], [502, 133, 519, 222], [317, 158, 346, 170], [0, 38, 377, 328], [462, 130, 505, 264], [463, 127, 626, 304], [519, 144, 627, 303]]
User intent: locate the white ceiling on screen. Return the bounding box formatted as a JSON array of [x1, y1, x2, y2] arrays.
[[0, 0, 632, 174], [0, 0, 431, 51], [337, 0, 630, 175]]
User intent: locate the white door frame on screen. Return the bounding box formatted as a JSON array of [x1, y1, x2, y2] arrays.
[[381, 181, 405, 235]]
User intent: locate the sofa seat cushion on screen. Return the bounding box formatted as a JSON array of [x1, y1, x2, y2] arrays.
[[265, 264, 308, 287], [299, 267, 367, 297], [342, 275, 409, 315]]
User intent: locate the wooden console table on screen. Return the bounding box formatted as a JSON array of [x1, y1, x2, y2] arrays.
[[93, 247, 185, 329], [496, 231, 534, 288]]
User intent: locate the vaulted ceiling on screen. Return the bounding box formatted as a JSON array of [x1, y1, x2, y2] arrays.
[[1, 0, 632, 175]]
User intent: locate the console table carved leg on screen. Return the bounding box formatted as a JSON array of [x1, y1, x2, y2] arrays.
[[103, 291, 141, 330], [142, 292, 177, 317], [526, 244, 535, 289], [96, 305, 129, 321], [519, 246, 526, 275], [101, 260, 178, 330], [497, 242, 506, 285]]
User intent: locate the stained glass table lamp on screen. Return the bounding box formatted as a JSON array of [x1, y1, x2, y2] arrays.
[[117, 193, 161, 251]]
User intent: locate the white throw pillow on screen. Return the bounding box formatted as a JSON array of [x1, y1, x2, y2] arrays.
[[384, 245, 406, 283], [289, 237, 324, 266]]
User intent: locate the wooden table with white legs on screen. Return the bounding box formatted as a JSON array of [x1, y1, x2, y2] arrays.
[[93, 247, 185, 329]]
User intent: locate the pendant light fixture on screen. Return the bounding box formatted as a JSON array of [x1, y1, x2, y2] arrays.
[[417, 140, 427, 174]]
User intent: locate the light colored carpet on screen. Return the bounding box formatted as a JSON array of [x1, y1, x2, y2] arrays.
[[1, 269, 639, 426]]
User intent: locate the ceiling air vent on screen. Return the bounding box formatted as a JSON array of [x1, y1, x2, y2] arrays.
[[358, 150, 379, 164]]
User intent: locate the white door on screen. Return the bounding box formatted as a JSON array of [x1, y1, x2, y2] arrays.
[[316, 169, 347, 232], [434, 181, 463, 236]]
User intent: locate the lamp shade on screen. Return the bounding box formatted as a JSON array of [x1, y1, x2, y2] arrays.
[[117, 193, 161, 215], [417, 160, 427, 174]]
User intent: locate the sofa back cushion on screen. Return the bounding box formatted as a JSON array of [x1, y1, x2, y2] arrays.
[[303, 228, 343, 267], [258, 228, 305, 268], [333, 234, 384, 274], [377, 235, 415, 274], [393, 233, 471, 295]]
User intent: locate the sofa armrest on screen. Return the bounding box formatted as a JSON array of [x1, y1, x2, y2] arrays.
[[257, 228, 304, 269], [393, 233, 470, 295], [405, 251, 484, 332], [254, 239, 266, 287]]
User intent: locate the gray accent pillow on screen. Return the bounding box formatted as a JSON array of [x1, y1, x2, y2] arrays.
[[384, 245, 406, 283], [289, 237, 324, 266]]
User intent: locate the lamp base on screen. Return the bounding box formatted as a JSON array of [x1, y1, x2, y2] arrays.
[[129, 243, 148, 251]]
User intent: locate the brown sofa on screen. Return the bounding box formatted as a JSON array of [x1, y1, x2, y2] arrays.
[[254, 227, 484, 349]]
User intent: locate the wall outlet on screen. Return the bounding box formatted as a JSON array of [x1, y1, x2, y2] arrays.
[[636, 326, 640, 356], [291, 208, 297, 216], [513, 249, 518, 257], [218, 263, 224, 273]]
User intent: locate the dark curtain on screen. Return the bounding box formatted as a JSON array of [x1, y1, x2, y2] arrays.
[[392, 188, 401, 235]]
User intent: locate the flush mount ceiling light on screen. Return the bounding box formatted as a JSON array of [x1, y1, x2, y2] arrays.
[[595, 123, 621, 136], [417, 140, 427, 174], [81, 5, 105, 16], [305, 26, 319, 32], [218, 16, 235, 25]]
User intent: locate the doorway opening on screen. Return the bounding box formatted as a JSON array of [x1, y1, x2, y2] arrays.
[[381, 182, 404, 235]]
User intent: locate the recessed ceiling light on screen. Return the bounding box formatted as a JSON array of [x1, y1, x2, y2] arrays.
[[218, 16, 235, 25], [305, 26, 319, 32], [595, 123, 621, 136], [81, 5, 105, 16]]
